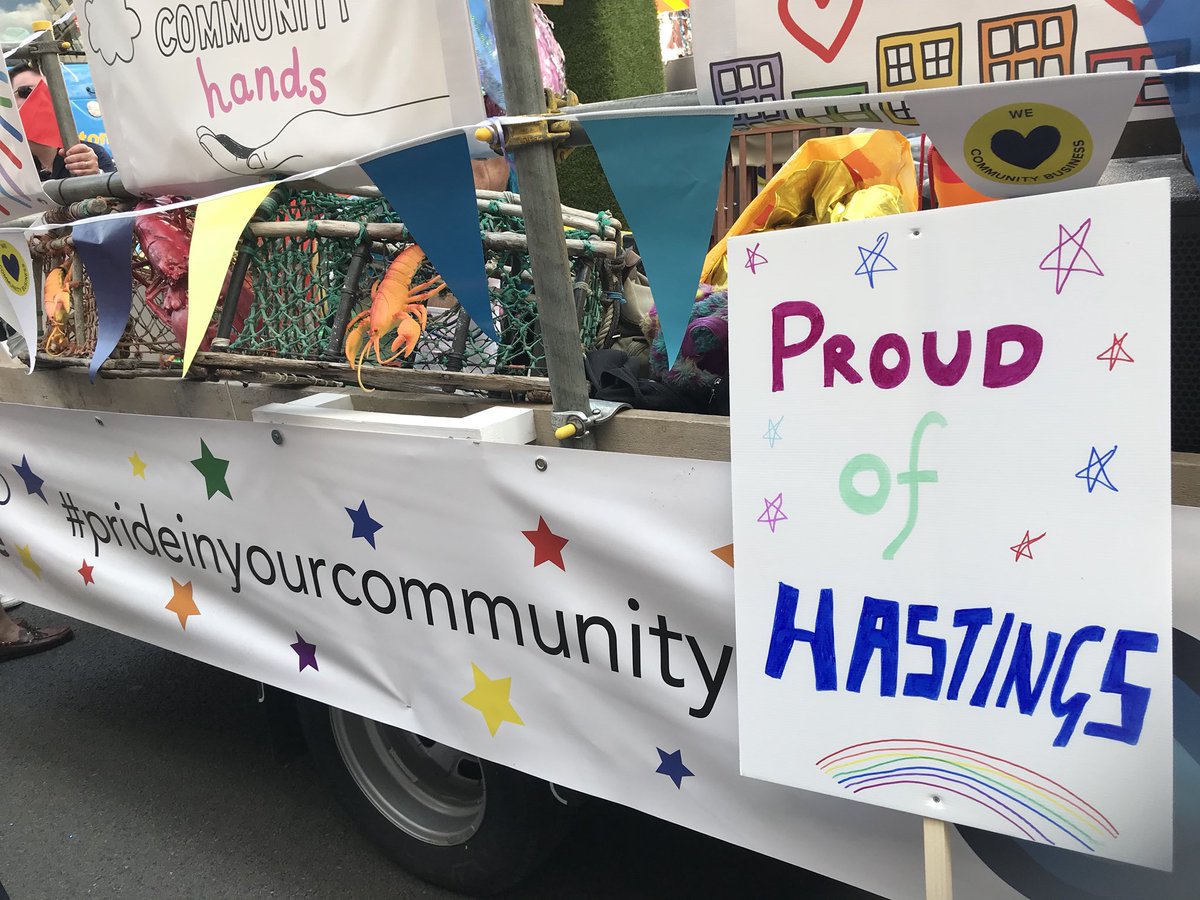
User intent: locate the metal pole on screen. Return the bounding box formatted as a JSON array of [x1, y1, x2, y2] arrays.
[[491, 0, 596, 449], [29, 19, 79, 153]]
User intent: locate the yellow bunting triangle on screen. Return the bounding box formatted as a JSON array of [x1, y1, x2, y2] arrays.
[[182, 184, 273, 375]]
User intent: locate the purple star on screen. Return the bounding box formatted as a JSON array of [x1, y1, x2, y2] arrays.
[[655, 747, 694, 789], [345, 500, 382, 548], [291, 633, 319, 672], [12, 455, 46, 503]]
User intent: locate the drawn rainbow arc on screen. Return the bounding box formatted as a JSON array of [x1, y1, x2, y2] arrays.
[[0, 69, 37, 217], [817, 739, 1117, 852]]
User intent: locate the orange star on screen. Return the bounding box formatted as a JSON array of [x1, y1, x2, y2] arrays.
[[522, 516, 568, 570], [78, 560, 95, 586], [165, 578, 200, 630]]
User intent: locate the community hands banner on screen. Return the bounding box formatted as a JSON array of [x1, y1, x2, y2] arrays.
[[78, 0, 484, 193], [692, 1, 1161, 128], [728, 180, 1173, 867]]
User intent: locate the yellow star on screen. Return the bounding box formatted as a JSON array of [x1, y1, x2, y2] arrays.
[[461, 663, 523, 736], [129, 452, 147, 479], [16, 544, 41, 580], [165, 578, 200, 630]]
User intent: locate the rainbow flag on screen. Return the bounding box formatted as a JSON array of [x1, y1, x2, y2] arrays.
[[656, 0, 689, 12]]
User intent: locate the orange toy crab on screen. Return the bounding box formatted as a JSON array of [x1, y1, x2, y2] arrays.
[[344, 244, 443, 391], [42, 264, 71, 356]]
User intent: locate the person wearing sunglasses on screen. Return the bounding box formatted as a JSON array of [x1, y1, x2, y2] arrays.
[[9, 62, 115, 180]]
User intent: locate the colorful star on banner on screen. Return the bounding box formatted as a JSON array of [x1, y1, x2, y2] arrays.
[[763, 417, 784, 448], [12, 454, 45, 502], [1075, 445, 1119, 494], [191, 440, 232, 500], [462, 663, 524, 736], [16, 544, 40, 580], [1039, 219, 1104, 295], [522, 516, 568, 570], [165, 578, 200, 630], [291, 633, 319, 672], [182, 183, 274, 375], [655, 747, 694, 789], [345, 500, 383, 548], [73, 216, 135, 382], [360, 133, 497, 340], [1097, 333, 1135, 371], [78, 560, 95, 585], [129, 452, 147, 479], [1010, 530, 1047, 563], [757, 493, 788, 533], [584, 115, 733, 365]]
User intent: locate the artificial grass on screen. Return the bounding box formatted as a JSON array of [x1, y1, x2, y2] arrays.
[[545, 0, 666, 218]]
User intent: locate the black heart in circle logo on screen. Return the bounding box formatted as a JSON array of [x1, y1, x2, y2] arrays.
[[990, 125, 1062, 171], [1, 253, 20, 283]]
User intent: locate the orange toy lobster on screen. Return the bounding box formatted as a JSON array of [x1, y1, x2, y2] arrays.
[[344, 244, 443, 391], [42, 265, 71, 356]]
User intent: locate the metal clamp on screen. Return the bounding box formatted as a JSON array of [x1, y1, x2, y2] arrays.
[[552, 399, 630, 441]]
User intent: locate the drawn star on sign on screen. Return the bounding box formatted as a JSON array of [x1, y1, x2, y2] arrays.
[[291, 633, 319, 672], [757, 493, 788, 533], [655, 747, 695, 789], [78, 560, 95, 586], [165, 578, 200, 630], [191, 440, 232, 500], [1096, 333, 1134, 372], [462, 663, 524, 736], [345, 500, 383, 548], [522, 516, 568, 570], [16, 544, 41, 580], [12, 455, 46, 503], [129, 452, 148, 479]]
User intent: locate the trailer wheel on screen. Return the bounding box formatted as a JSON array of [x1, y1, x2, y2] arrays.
[[296, 699, 577, 896]]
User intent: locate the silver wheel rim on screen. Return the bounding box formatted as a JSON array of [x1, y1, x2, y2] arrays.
[[329, 709, 486, 846]]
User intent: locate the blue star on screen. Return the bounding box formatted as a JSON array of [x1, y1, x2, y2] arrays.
[[763, 417, 784, 448], [655, 747, 694, 789], [1074, 445, 1118, 494], [854, 233, 898, 289], [12, 454, 46, 503], [345, 500, 383, 548]]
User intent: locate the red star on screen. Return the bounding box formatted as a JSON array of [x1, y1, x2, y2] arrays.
[[78, 560, 95, 586], [1096, 333, 1134, 371], [522, 516, 568, 570], [1010, 530, 1047, 562]]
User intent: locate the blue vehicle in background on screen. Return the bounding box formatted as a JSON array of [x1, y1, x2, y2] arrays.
[[63, 61, 107, 152]]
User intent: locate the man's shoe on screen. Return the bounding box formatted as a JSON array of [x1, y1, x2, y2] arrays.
[[0, 596, 22, 611], [0, 621, 73, 661]]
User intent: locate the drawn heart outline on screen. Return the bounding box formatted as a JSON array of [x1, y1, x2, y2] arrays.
[[777, 0, 863, 65], [1, 252, 21, 283], [990, 125, 1063, 171]]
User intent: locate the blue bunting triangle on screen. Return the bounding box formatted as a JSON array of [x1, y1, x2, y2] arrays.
[[1137, 1, 1200, 178], [585, 114, 732, 366], [361, 133, 497, 341], [73, 216, 134, 382]]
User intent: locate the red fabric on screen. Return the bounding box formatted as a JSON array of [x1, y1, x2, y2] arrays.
[[18, 81, 62, 148]]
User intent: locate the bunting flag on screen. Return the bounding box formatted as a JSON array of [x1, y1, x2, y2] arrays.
[[182, 184, 274, 376], [73, 217, 135, 382], [18, 81, 61, 148], [1137, 2, 1200, 178], [360, 133, 497, 341], [0, 229, 38, 372], [584, 114, 732, 365], [910, 73, 1144, 200]]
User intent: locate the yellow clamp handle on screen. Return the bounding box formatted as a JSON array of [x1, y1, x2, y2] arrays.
[[554, 423, 578, 441]]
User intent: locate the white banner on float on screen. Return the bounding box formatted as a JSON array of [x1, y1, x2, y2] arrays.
[[692, 0, 1163, 127], [0, 399, 1029, 900], [0, 71, 51, 222], [78, 0, 484, 193], [728, 180, 1173, 868]]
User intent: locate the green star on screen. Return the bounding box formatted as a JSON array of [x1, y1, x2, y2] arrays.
[[191, 440, 232, 500]]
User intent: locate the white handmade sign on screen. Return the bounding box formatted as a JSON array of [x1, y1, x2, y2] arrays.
[[78, 0, 484, 193], [0, 70, 51, 223], [692, 0, 1164, 127], [728, 180, 1174, 869]]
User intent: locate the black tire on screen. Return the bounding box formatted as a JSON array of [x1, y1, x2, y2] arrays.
[[296, 698, 579, 896]]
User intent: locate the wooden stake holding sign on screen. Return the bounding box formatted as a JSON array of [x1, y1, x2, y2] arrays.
[[924, 819, 953, 900], [727, 180, 1175, 880]]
